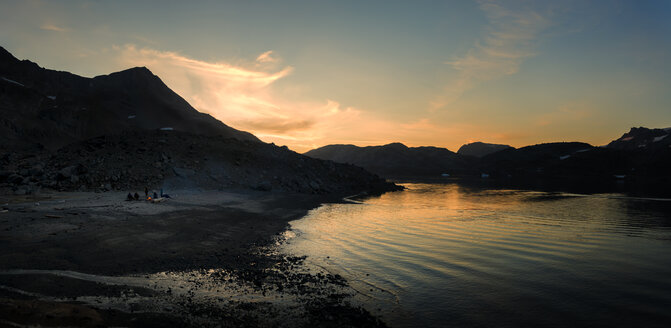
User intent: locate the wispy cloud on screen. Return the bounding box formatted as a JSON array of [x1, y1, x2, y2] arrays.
[[256, 50, 278, 63], [433, 0, 550, 109], [116, 44, 296, 128], [112, 45, 502, 152], [40, 23, 69, 32], [238, 118, 314, 134], [535, 101, 594, 127]]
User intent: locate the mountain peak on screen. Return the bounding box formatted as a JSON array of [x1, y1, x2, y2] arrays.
[[0, 46, 19, 64], [107, 66, 155, 78], [0, 45, 258, 150], [126, 66, 152, 73], [607, 126, 671, 150], [457, 142, 513, 158], [382, 142, 408, 150]]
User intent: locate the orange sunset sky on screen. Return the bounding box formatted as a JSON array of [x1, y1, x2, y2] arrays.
[[2, 0, 670, 152]]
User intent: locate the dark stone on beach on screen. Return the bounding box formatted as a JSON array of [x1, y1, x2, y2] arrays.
[[13, 187, 28, 195], [57, 166, 76, 180], [29, 165, 44, 177], [0, 170, 11, 182], [7, 174, 23, 185], [173, 167, 195, 178], [255, 181, 272, 191]]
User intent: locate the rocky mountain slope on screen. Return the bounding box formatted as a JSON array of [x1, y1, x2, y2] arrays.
[[457, 142, 513, 158], [0, 46, 256, 151], [304, 142, 476, 177], [606, 126, 671, 151], [0, 46, 399, 196], [1, 130, 399, 195]]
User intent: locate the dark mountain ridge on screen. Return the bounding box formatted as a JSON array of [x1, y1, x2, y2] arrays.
[[306, 128, 671, 196], [0, 46, 257, 151], [305, 142, 476, 177], [457, 141, 513, 158]]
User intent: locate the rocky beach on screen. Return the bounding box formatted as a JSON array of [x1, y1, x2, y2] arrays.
[[0, 189, 388, 327]]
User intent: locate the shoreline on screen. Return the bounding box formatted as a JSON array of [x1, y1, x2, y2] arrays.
[[0, 189, 388, 327]]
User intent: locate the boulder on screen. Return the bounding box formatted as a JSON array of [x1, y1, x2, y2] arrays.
[[13, 187, 28, 195], [255, 180, 272, 191], [0, 171, 12, 182], [57, 166, 76, 180], [29, 165, 44, 177], [173, 167, 195, 178], [7, 174, 23, 184]]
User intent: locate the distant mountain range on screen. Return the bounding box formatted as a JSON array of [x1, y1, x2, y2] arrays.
[[305, 127, 671, 193], [305, 143, 474, 178], [0, 46, 256, 151]]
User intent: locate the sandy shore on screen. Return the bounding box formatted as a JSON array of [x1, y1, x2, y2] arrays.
[[0, 189, 386, 327]]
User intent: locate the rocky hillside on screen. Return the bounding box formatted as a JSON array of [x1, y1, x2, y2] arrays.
[[0, 130, 400, 195], [457, 142, 513, 158], [0, 46, 256, 151], [304, 143, 476, 178]]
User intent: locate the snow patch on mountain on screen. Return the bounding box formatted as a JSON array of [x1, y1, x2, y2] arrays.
[[653, 135, 668, 142], [1, 76, 24, 87]]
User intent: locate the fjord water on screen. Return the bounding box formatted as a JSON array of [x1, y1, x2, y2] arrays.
[[282, 183, 671, 327]]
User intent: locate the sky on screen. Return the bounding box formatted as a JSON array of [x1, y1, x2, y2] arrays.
[[1, 0, 670, 152]]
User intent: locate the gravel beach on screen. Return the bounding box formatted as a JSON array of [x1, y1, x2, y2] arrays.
[[0, 189, 387, 327]]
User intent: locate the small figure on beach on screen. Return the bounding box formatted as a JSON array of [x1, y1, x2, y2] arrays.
[[126, 193, 134, 201], [153, 191, 158, 199], [144, 186, 149, 198], [133, 192, 140, 200]]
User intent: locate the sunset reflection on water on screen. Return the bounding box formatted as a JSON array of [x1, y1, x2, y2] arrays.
[[282, 183, 671, 328]]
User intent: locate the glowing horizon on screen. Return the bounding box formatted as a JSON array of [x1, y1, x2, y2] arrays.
[[1, 0, 670, 153]]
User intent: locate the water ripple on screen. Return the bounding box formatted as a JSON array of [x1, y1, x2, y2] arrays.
[[283, 183, 671, 328]]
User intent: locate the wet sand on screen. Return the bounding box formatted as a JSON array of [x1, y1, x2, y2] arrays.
[[0, 190, 386, 327]]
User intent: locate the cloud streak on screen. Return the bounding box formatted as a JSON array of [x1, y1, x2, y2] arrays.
[[113, 45, 391, 150], [433, 0, 550, 109], [256, 50, 278, 63], [40, 23, 69, 32], [116, 45, 293, 124]]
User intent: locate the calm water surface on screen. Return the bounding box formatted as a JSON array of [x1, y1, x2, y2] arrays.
[[281, 183, 671, 327]]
